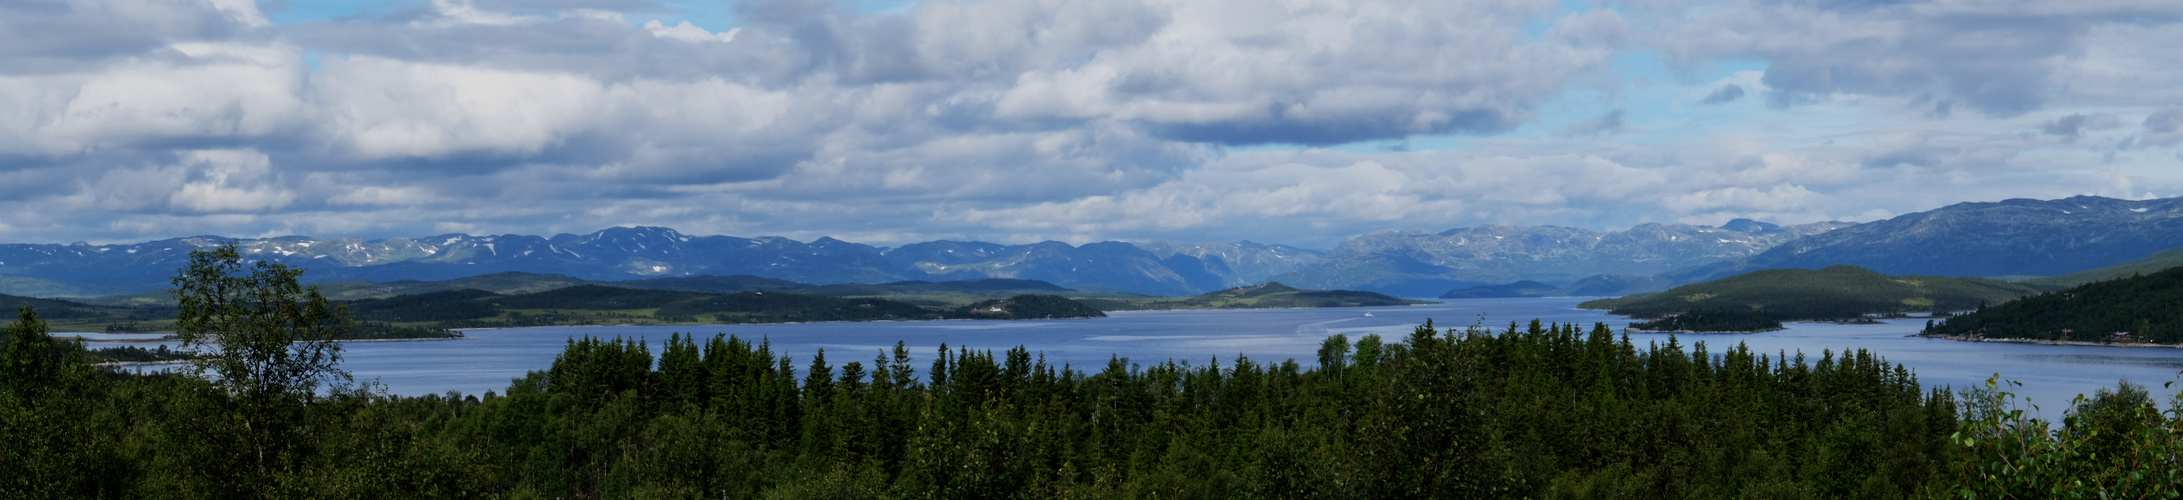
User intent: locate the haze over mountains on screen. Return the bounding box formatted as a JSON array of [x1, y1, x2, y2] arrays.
[[4, 195, 2180, 299]]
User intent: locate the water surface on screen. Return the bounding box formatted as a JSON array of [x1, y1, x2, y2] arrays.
[[93, 298, 2183, 418]]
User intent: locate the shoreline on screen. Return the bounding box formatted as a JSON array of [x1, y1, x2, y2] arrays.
[[1910, 333, 2183, 349], [61, 335, 471, 344], [1624, 328, 1783, 335], [91, 360, 191, 368], [448, 304, 1429, 333], [453, 316, 1100, 333], [335, 336, 469, 343]]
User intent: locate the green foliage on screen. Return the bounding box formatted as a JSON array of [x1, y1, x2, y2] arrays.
[[1925, 266, 2183, 344], [3, 307, 82, 396], [1952, 377, 2183, 498], [86, 344, 194, 364], [170, 244, 356, 492], [100, 321, 1954, 498], [172, 244, 353, 400], [1583, 265, 2046, 324]]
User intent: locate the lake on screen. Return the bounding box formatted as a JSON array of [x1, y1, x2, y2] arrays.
[[96, 298, 2183, 418]]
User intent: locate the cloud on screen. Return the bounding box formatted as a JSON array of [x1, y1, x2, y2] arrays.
[[0, 0, 2177, 247], [1646, 0, 2183, 117], [1698, 84, 1745, 105], [168, 149, 296, 212], [1558, 109, 1625, 136], [2042, 113, 2089, 138], [2143, 106, 2183, 147]]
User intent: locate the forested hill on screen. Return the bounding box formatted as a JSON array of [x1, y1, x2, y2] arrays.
[[345, 285, 1108, 328], [1923, 266, 2183, 344], [954, 294, 1109, 320], [1077, 282, 1429, 311], [2026, 246, 2183, 288], [1580, 265, 2047, 330]]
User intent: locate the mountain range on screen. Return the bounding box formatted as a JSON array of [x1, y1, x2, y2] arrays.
[[4, 195, 2179, 299], [1266, 219, 1852, 296], [1672, 195, 2183, 283]]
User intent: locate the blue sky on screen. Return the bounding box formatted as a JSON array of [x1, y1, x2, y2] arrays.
[[0, 0, 2178, 247]]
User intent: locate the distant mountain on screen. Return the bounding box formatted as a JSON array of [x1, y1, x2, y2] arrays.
[[97, 271, 1086, 307], [1555, 274, 1677, 297], [24, 194, 2168, 300], [1707, 196, 2183, 280], [1439, 281, 1559, 299], [1438, 274, 1680, 299], [0, 228, 1320, 297], [1270, 219, 1851, 297]]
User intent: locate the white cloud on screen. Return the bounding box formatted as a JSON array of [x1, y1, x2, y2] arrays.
[[643, 20, 738, 43], [167, 149, 296, 213], [315, 57, 603, 159], [0, 0, 2177, 247]]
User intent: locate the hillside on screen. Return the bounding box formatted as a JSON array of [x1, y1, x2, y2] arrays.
[[1581, 266, 2048, 330], [1440, 281, 1558, 298], [1707, 196, 2183, 281], [1438, 274, 1678, 298], [0, 293, 174, 333], [2023, 246, 2183, 288], [1081, 282, 1430, 311], [1923, 266, 2183, 344], [1270, 219, 1851, 296]]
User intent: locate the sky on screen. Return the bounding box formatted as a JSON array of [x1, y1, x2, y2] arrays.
[[2, 0, 2180, 248]]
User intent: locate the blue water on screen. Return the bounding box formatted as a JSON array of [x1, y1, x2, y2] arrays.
[[90, 298, 2183, 418]]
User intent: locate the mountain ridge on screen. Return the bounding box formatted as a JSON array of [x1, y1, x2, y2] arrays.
[[11, 194, 2178, 299]]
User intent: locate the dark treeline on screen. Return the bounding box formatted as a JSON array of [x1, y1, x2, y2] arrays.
[[1925, 266, 2183, 344], [0, 316, 1946, 498], [8, 314, 2183, 497], [1627, 307, 1785, 333]]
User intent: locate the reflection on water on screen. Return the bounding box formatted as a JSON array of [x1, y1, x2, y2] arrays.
[[59, 298, 2183, 420]]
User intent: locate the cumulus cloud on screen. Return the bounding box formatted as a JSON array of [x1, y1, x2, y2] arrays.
[[0, 0, 2177, 247], [1645, 0, 2183, 117]]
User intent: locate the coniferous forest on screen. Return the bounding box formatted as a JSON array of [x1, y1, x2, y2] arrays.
[[2, 247, 2182, 498]]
